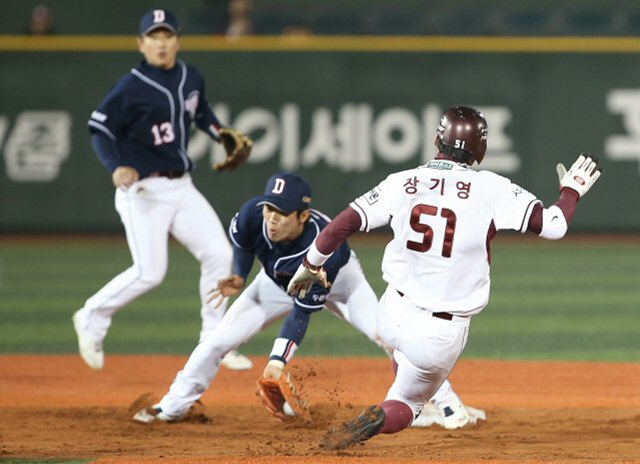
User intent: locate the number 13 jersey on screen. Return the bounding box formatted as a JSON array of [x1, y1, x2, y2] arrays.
[[350, 159, 541, 316]]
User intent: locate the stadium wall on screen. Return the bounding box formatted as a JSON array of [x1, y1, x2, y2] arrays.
[[0, 36, 638, 232]]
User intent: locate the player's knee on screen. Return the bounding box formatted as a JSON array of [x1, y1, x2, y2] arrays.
[[199, 244, 232, 271], [137, 266, 167, 288], [200, 331, 238, 359], [215, 334, 238, 354]]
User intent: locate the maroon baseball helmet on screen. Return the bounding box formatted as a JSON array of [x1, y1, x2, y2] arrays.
[[436, 106, 488, 165]]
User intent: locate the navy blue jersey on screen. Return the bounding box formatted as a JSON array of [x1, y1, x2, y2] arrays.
[[88, 59, 222, 177], [229, 197, 351, 312]]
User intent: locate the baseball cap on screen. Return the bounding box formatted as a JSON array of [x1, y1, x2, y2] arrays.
[[258, 173, 312, 214], [139, 9, 180, 36]]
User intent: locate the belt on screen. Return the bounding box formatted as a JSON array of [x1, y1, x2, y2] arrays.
[[148, 170, 185, 179], [396, 290, 454, 321]]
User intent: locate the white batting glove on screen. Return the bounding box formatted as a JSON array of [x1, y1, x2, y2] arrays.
[[286, 258, 330, 298], [556, 153, 602, 198]]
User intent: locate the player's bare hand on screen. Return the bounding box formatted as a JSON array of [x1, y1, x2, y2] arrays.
[[206, 275, 245, 308], [286, 258, 330, 298], [556, 153, 602, 198], [112, 166, 140, 191], [262, 359, 285, 380]]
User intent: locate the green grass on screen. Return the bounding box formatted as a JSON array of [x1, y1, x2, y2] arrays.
[[0, 235, 638, 361]]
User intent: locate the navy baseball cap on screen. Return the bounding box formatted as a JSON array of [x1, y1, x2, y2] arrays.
[[259, 173, 312, 214], [139, 9, 180, 36]]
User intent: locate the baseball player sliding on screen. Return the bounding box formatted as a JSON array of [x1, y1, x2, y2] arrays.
[[133, 172, 482, 429], [73, 9, 253, 372], [287, 106, 603, 449]]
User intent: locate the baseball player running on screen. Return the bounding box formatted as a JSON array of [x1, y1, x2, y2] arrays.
[[133, 172, 481, 428], [287, 106, 603, 449], [73, 9, 253, 372]]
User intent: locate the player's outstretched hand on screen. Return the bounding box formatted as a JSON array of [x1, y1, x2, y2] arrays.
[[262, 359, 285, 380], [206, 275, 245, 308], [112, 166, 140, 191], [556, 153, 602, 198], [286, 258, 330, 299]]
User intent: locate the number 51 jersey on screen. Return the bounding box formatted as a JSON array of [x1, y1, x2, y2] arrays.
[[350, 159, 541, 316]]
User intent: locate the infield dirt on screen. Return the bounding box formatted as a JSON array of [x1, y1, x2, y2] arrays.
[[0, 355, 638, 464]]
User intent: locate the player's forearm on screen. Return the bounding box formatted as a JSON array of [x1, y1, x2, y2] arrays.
[[199, 105, 223, 142], [307, 207, 362, 267], [91, 132, 120, 172], [554, 188, 580, 223], [232, 246, 255, 281], [269, 306, 312, 364], [528, 189, 579, 239]]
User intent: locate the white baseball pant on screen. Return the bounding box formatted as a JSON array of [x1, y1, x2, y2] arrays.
[[378, 286, 471, 417], [158, 252, 380, 417], [74, 174, 232, 344]]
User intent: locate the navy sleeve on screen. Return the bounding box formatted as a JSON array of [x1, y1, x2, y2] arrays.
[[88, 78, 128, 141], [228, 199, 262, 249], [228, 199, 262, 280], [279, 305, 312, 347], [193, 72, 223, 142], [91, 132, 121, 173], [321, 241, 351, 282], [268, 302, 317, 364], [232, 245, 254, 282]]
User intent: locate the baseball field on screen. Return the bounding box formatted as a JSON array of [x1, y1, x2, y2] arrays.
[[0, 234, 639, 464]]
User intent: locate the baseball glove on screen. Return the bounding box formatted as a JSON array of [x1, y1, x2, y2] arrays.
[[213, 127, 253, 171], [256, 371, 311, 421]]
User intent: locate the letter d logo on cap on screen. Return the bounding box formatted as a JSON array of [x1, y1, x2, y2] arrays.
[[153, 10, 166, 23], [272, 178, 285, 194]]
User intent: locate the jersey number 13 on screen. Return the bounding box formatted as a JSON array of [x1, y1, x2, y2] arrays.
[[151, 122, 175, 145]]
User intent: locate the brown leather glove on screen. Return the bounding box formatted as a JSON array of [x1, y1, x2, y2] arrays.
[[256, 370, 311, 421], [213, 128, 253, 171]]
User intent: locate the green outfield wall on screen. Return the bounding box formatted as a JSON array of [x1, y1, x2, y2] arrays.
[[1, 36, 639, 232]]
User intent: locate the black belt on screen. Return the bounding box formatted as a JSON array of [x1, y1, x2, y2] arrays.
[[396, 290, 454, 321], [149, 170, 185, 179]]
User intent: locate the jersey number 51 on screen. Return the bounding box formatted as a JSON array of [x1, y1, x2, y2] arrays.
[[406, 204, 457, 258]]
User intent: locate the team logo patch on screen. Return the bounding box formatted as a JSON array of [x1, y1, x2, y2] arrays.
[[363, 187, 381, 205], [230, 213, 239, 234], [312, 294, 327, 303], [185, 91, 200, 119], [91, 111, 107, 122], [426, 161, 453, 170]]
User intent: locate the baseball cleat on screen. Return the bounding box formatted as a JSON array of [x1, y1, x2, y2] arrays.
[[221, 350, 253, 371], [132, 404, 182, 424], [320, 405, 385, 450], [412, 399, 486, 429], [72, 310, 104, 370], [411, 401, 444, 428], [439, 399, 470, 429], [464, 405, 487, 424]]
